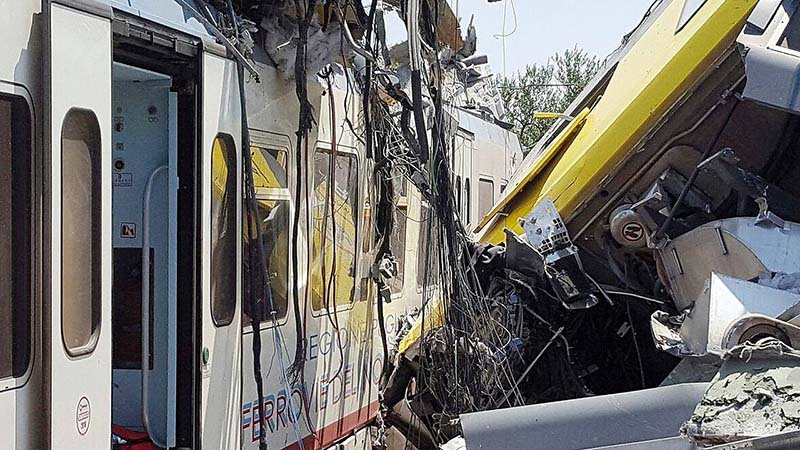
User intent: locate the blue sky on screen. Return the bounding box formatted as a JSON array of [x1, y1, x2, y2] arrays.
[[450, 0, 657, 76]]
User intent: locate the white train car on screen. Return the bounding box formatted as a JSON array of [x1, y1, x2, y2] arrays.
[[451, 108, 523, 234], [0, 1, 519, 449]]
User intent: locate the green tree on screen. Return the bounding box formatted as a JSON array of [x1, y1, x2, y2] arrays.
[[498, 46, 600, 152]]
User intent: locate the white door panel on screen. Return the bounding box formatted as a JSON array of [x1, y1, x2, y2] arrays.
[[48, 3, 112, 449], [201, 51, 242, 450]]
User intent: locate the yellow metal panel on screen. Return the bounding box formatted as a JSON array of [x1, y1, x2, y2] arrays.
[[476, 108, 591, 232], [398, 300, 445, 355], [478, 0, 757, 245]]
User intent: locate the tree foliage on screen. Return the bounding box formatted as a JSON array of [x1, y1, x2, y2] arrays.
[[498, 46, 600, 153]]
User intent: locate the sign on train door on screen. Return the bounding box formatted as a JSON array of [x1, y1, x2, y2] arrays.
[[46, 1, 112, 448], [200, 51, 242, 449]]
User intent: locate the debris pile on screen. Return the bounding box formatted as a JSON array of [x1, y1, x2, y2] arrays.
[[682, 342, 800, 445], [384, 223, 679, 447]]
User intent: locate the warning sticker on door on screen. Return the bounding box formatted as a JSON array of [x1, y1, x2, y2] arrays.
[[76, 396, 91, 436], [113, 172, 133, 187], [121, 223, 137, 239]]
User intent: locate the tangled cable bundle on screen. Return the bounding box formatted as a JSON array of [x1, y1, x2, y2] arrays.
[[187, 2, 673, 449]]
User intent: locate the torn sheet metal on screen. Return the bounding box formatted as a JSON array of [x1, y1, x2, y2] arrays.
[[683, 358, 800, 446], [461, 383, 708, 450], [659, 218, 800, 311], [675, 273, 800, 356], [522, 198, 598, 310], [652, 310, 693, 356]]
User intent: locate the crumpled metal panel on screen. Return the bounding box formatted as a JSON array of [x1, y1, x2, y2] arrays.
[[461, 383, 708, 450], [658, 217, 800, 311], [741, 46, 800, 114], [652, 273, 800, 357], [684, 273, 800, 355], [738, 0, 800, 113]]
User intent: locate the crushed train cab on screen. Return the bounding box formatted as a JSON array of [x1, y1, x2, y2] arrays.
[[392, 0, 800, 448]]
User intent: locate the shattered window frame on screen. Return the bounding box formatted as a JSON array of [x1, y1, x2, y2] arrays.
[[478, 177, 495, 222], [310, 147, 360, 313]]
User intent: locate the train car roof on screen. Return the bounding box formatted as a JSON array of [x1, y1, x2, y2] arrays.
[[101, 0, 215, 39], [455, 107, 524, 159]]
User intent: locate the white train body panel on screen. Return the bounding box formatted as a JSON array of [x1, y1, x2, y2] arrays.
[[1, 1, 47, 450]]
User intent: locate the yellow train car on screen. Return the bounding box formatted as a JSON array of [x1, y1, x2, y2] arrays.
[[475, 0, 760, 244]]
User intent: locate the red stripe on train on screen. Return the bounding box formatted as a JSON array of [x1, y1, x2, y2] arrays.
[[280, 401, 380, 450]]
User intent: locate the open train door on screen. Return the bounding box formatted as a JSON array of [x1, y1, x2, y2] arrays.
[[45, 1, 113, 448], [199, 49, 243, 449]]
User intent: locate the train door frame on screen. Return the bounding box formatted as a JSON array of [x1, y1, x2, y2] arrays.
[[111, 16, 207, 449]]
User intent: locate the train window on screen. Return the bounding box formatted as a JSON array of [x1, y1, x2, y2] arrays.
[[0, 93, 32, 379], [61, 109, 101, 356], [455, 176, 462, 217], [243, 201, 289, 323], [251, 146, 288, 189], [311, 149, 359, 310], [243, 145, 290, 324], [478, 178, 495, 220], [464, 178, 471, 225], [389, 180, 407, 294], [211, 134, 238, 327]]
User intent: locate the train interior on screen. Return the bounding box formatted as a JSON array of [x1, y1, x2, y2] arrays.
[[110, 61, 186, 447]]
